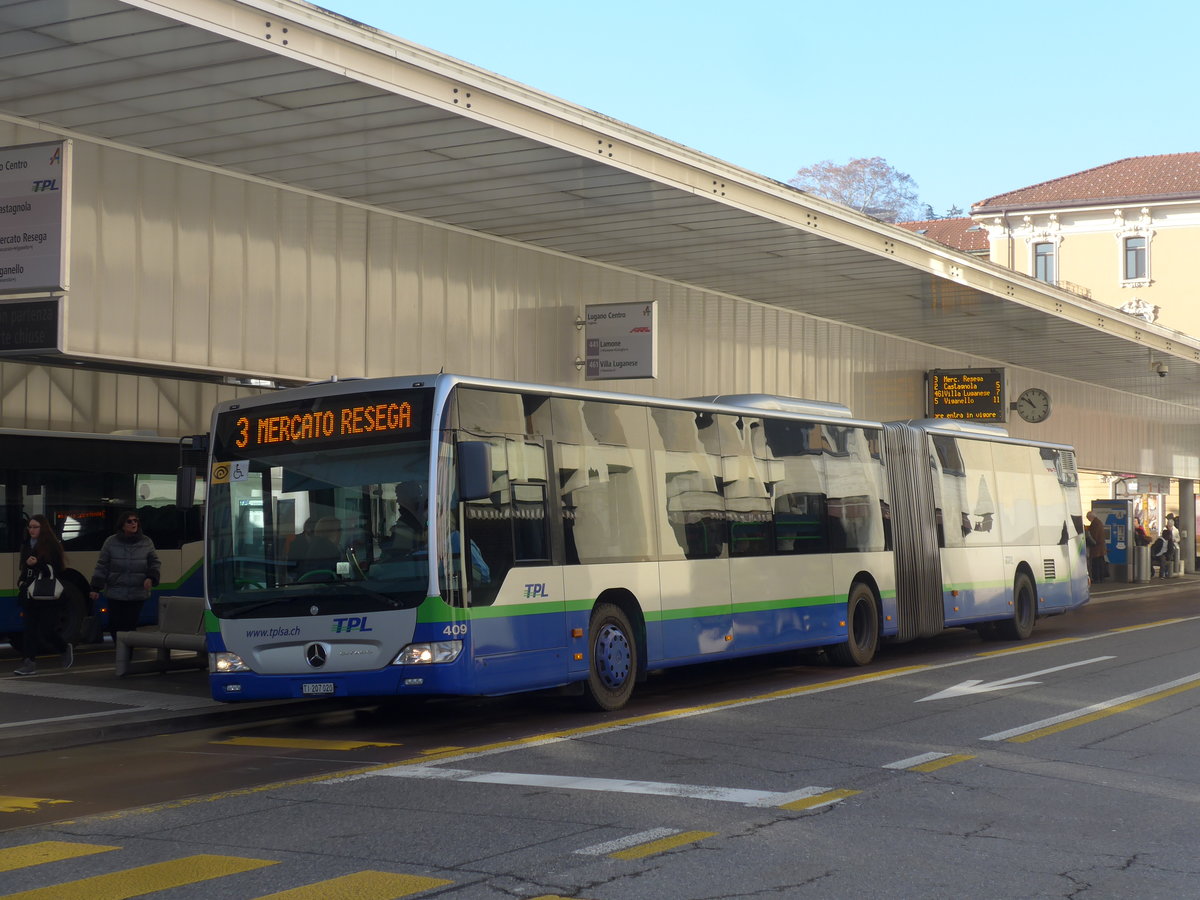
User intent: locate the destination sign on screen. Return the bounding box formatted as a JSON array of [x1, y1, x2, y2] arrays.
[[926, 368, 1005, 421], [214, 389, 432, 457]]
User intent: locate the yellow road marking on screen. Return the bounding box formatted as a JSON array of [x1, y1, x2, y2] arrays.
[[909, 753, 976, 773], [215, 736, 402, 751], [976, 637, 1083, 656], [255, 870, 452, 898], [1007, 680, 1200, 743], [3, 854, 276, 900], [779, 788, 860, 811], [0, 797, 71, 814], [609, 830, 716, 859], [0, 842, 118, 873], [1111, 618, 1187, 632]]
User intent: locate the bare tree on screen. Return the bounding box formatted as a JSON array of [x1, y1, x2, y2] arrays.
[[788, 156, 921, 223]]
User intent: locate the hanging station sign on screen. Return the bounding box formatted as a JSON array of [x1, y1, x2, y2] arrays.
[[584, 301, 658, 380], [0, 141, 70, 294]]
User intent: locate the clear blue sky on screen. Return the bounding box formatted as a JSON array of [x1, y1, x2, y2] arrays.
[[321, 0, 1198, 217]]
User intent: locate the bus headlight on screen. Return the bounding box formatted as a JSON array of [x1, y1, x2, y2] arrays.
[[395, 640, 463, 665], [212, 651, 251, 673]]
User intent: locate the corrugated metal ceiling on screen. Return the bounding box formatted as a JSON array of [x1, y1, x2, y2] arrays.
[[1, 0, 1197, 410]]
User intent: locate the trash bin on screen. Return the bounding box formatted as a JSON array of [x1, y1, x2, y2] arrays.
[[1133, 545, 1150, 583]]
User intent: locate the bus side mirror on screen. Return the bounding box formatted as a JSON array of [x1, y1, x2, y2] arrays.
[[176, 466, 197, 510], [458, 441, 492, 501]]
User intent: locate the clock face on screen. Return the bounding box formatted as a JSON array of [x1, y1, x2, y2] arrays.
[[1016, 387, 1052, 423]]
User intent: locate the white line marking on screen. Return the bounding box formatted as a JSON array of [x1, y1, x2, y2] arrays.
[[917, 656, 1115, 702], [364, 765, 827, 806], [576, 828, 680, 855], [883, 752, 950, 770], [981, 672, 1200, 741]]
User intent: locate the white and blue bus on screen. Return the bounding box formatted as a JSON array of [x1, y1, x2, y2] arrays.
[[197, 374, 1088, 709]]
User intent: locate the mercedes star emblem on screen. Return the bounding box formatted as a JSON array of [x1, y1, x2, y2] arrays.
[[305, 643, 328, 668]]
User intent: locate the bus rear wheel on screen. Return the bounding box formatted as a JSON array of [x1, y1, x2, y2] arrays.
[[580, 603, 638, 711], [828, 582, 879, 666], [997, 573, 1036, 640]]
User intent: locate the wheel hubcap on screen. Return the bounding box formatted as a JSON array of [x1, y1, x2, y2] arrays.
[[594, 623, 631, 689]]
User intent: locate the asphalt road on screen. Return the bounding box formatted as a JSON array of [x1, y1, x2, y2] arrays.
[[3, 580, 1200, 897]]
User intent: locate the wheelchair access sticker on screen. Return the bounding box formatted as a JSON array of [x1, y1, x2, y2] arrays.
[[211, 461, 250, 484]]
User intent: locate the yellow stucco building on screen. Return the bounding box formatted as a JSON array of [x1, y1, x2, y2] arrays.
[[970, 153, 1200, 333]]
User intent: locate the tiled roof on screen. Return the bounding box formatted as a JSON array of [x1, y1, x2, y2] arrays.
[[972, 152, 1200, 212], [895, 217, 989, 253]]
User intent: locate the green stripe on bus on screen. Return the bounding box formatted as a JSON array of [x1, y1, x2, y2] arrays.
[[158, 558, 203, 591], [413, 594, 843, 624]]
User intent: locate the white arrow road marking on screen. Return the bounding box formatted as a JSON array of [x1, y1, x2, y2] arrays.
[[916, 656, 1115, 702]]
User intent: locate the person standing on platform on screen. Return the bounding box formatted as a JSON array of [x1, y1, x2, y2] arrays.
[[1151, 530, 1169, 579], [1162, 514, 1179, 579], [89, 512, 161, 644], [1085, 510, 1107, 583], [13, 515, 73, 676]]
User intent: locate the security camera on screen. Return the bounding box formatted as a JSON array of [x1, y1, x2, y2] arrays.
[[1154, 361, 1169, 378]]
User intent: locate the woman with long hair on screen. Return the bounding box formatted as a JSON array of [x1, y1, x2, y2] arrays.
[[13, 515, 72, 676]]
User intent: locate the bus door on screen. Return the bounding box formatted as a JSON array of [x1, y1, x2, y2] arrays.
[[456, 433, 565, 689]]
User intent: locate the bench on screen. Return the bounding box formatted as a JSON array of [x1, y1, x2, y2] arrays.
[[114, 595, 209, 677]]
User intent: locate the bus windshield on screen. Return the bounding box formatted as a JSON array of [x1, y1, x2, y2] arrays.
[[207, 388, 437, 618], [207, 441, 433, 616]]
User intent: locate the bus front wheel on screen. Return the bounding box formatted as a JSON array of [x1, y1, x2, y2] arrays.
[[997, 573, 1037, 640], [828, 582, 879, 667], [580, 603, 638, 711]]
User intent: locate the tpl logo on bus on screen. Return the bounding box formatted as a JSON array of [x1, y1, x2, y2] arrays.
[[523, 584, 549, 599], [331, 616, 373, 634]]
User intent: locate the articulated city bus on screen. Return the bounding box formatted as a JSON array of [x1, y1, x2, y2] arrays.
[[1, 430, 204, 647], [198, 374, 1088, 709]]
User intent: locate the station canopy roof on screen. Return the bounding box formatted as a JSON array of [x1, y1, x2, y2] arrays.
[[2, 0, 1198, 410]]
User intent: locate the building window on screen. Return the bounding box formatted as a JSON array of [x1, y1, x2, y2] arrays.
[[1033, 242, 1055, 283], [1124, 236, 1147, 281]]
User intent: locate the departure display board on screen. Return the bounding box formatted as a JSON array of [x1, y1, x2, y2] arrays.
[[213, 389, 432, 457], [926, 369, 1005, 421]]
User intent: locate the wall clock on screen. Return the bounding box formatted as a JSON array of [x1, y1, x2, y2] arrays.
[[1014, 387, 1052, 423]]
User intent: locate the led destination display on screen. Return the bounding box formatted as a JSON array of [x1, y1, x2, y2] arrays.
[[214, 390, 432, 456], [926, 368, 1005, 421]]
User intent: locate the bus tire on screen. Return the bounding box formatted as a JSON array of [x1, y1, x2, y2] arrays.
[[997, 573, 1036, 641], [580, 603, 638, 711], [828, 582, 879, 666]]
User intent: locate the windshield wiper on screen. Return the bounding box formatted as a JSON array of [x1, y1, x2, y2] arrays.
[[218, 581, 403, 618], [218, 597, 295, 619]]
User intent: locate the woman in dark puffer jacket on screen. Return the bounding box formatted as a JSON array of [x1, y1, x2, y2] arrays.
[[89, 511, 161, 644]]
